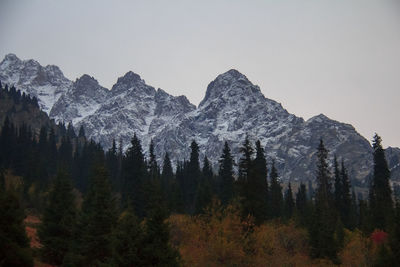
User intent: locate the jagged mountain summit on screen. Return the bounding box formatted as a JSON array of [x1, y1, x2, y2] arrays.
[[0, 54, 72, 113], [0, 53, 399, 185]]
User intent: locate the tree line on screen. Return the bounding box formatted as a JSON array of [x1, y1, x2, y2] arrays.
[[0, 82, 399, 265]]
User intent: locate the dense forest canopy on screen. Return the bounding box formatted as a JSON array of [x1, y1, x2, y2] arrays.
[[0, 83, 399, 266]]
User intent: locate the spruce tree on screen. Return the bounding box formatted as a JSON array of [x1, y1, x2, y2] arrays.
[[369, 134, 393, 231], [237, 136, 254, 218], [333, 156, 342, 214], [148, 139, 159, 181], [340, 160, 352, 229], [76, 165, 117, 265], [195, 156, 214, 214], [38, 169, 77, 265], [269, 160, 283, 219], [250, 140, 269, 223], [284, 182, 295, 220], [218, 141, 234, 206], [309, 139, 338, 261], [112, 208, 144, 266], [186, 140, 200, 214], [142, 181, 180, 266], [0, 171, 33, 267], [295, 183, 309, 226], [123, 133, 146, 217]]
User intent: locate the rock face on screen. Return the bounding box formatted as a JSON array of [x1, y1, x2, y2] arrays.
[[1, 54, 399, 184], [0, 54, 72, 113]]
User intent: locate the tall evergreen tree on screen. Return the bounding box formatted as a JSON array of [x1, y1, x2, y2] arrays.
[[123, 133, 146, 217], [186, 140, 200, 214], [269, 160, 283, 219], [195, 156, 214, 214], [295, 183, 309, 226], [369, 134, 393, 231], [333, 156, 342, 213], [237, 136, 255, 218], [0, 171, 33, 267], [74, 165, 117, 265], [38, 169, 77, 265], [284, 182, 295, 220], [111, 207, 144, 267], [141, 181, 180, 266], [148, 139, 159, 181], [218, 141, 235, 206], [309, 139, 338, 261], [340, 160, 352, 229]]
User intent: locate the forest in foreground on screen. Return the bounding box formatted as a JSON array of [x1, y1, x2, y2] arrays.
[[1, 83, 400, 266]]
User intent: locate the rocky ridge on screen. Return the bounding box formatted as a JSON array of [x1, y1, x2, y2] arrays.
[[1, 54, 399, 185]]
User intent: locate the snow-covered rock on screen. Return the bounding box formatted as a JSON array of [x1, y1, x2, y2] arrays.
[[1, 54, 399, 185], [0, 54, 72, 113]]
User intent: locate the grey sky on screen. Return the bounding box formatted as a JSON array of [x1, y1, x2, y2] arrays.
[[1, 0, 399, 147]]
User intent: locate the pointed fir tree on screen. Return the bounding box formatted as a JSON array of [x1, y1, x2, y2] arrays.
[[246, 140, 269, 223], [295, 183, 309, 226], [74, 165, 117, 265], [237, 136, 255, 218], [284, 182, 295, 220], [148, 139, 159, 181], [333, 156, 342, 214], [38, 169, 77, 265], [111, 207, 144, 267], [123, 133, 146, 217], [186, 140, 200, 214], [218, 141, 235, 206], [340, 160, 352, 229], [309, 139, 338, 261], [0, 171, 33, 267], [269, 160, 283, 219], [66, 122, 76, 139], [195, 156, 214, 214], [141, 180, 180, 266], [78, 125, 85, 138], [369, 134, 394, 231]]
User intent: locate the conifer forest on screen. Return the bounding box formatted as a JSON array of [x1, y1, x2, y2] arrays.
[[1, 83, 400, 267]]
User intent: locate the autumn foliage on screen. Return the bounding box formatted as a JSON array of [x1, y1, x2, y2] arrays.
[[168, 201, 332, 267]]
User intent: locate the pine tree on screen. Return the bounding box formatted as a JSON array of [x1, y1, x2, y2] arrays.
[[237, 136, 254, 218], [269, 160, 283, 219], [218, 141, 235, 206], [295, 183, 309, 226], [66, 122, 76, 138], [340, 160, 352, 229], [0, 171, 33, 267], [309, 139, 338, 261], [186, 140, 200, 214], [78, 125, 85, 138], [38, 169, 77, 265], [334, 156, 342, 214], [369, 134, 393, 231], [148, 139, 159, 181], [284, 182, 295, 220], [249, 140, 269, 223], [195, 156, 214, 214], [75, 165, 117, 265], [142, 181, 180, 266], [123, 133, 146, 217], [112, 208, 144, 267]]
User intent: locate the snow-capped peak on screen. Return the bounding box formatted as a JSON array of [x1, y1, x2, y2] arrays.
[[199, 69, 262, 107]]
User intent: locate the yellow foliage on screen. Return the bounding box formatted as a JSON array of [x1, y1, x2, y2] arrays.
[[339, 229, 371, 267], [168, 202, 333, 267]]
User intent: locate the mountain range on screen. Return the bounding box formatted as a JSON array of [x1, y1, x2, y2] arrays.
[[1, 53, 399, 187]]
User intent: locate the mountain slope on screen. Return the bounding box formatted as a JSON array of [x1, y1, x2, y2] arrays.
[[1, 54, 399, 185], [0, 54, 72, 113]]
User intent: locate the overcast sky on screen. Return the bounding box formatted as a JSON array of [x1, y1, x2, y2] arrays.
[[0, 0, 399, 147]]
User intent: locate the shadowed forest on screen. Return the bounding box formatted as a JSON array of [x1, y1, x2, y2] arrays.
[[1, 83, 399, 266]]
